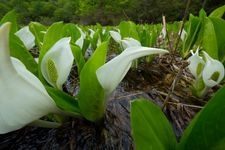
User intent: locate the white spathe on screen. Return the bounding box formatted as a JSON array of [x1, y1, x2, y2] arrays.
[[15, 26, 35, 50], [89, 29, 95, 39], [178, 29, 187, 41], [109, 30, 122, 43], [187, 49, 205, 78], [75, 26, 86, 49], [0, 22, 58, 134], [96, 46, 168, 95], [202, 51, 224, 87], [121, 37, 141, 49], [110, 30, 141, 49], [41, 37, 74, 90], [159, 26, 167, 39]]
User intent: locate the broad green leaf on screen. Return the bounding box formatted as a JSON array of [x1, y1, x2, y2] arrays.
[[209, 17, 225, 63], [78, 41, 108, 122], [182, 15, 202, 57], [202, 17, 218, 59], [70, 44, 85, 75], [90, 29, 100, 50], [131, 99, 177, 150], [29, 22, 47, 49], [199, 9, 207, 19], [46, 86, 81, 116], [119, 21, 140, 41], [179, 86, 225, 150], [99, 27, 110, 42], [82, 38, 91, 54], [0, 10, 17, 34], [149, 26, 158, 47], [209, 5, 225, 18], [10, 34, 38, 75], [63, 23, 81, 43]]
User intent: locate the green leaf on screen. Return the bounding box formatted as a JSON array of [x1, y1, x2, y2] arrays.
[[29, 22, 47, 50], [182, 15, 202, 57], [82, 38, 90, 54], [63, 23, 81, 43], [10, 34, 38, 75], [119, 21, 140, 41], [179, 86, 225, 150], [202, 17, 218, 59], [131, 99, 177, 150], [209, 17, 225, 63], [0, 10, 18, 34], [90, 29, 100, 50], [70, 44, 86, 75], [46, 86, 81, 116], [99, 26, 110, 42], [78, 41, 108, 122], [199, 9, 207, 19], [209, 5, 225, 18]]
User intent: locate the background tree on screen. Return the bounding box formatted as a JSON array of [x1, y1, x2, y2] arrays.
[[0, 0, 224, 25]]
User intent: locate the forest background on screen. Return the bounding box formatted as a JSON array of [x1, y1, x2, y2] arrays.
[[0, 0, 224, 25]]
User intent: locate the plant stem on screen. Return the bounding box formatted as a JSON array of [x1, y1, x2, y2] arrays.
[[29, 119, 61, 128]]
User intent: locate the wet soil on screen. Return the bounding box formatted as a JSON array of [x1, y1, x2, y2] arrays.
[[0, 51, 218, 149]]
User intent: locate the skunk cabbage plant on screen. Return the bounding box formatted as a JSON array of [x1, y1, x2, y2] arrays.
[[75, 26, 86, 49], [109, 30, 122, 43], [41, 37, 74, 90], [109, 30, 141, 49], [0, 22, 58, 134], [202, 51, 224, 87], [187, 49, 205, 79], [96, 47, 168, 95], [15, 26, 35, 50], [187, 49, 224, 97], [78, 40, 168, 122], [121, 38, 141, 49]]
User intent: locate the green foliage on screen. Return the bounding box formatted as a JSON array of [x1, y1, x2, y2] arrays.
[[207, 17, 225, 62], [131, 99, 177, 150], [182, 6, 225, 61], [78, 41, 108, 122], [179, 85, 225, 150], [46, 86, 81, 116], [63, 23, 81, 43], [10, 35, 38, 75], [182, 14, 202, 57], [131, 85, 225, 150], [70, 44, 85, 75], [0, 10, 18, 33], [137, 24, 159, 47], [118, 21, 140, 40], [28, 22, 47, 49], [202, 17, 218, 59], [209, 5, 225, 18]]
